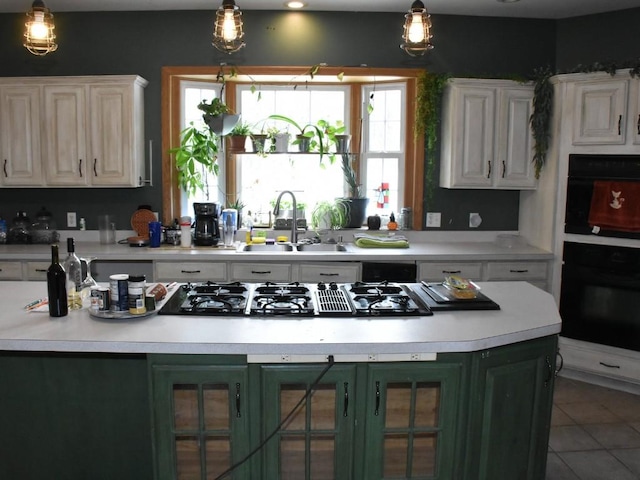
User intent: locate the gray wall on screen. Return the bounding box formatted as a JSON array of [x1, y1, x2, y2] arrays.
[[0, 7, 622, 232]]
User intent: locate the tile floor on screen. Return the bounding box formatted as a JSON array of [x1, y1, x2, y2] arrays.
[[547, 376, 640, 479]]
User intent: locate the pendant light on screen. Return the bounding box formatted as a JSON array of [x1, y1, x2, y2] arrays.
[[23, 0, 58, 56], [212, 0, 245, 54], [400, 0, 433, 57]]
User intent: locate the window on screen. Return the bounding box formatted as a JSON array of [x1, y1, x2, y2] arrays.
[[163, 66, 423, 228]]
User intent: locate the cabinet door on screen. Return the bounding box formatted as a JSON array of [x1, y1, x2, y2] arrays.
[[260, 364, 357, 479], [0, 86, 43, 186], [43, 85, 89, 185], [495, 88, 536, 189], [572, 79, 628, 145], [465, 336, 557, 480], [151, 364, 252, 480], [90, 84, 139, 186], [440, 85, 495, 188], [360, 362, 464, 479]]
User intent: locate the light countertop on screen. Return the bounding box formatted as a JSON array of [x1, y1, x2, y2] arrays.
[[0, 281, 561, 357]]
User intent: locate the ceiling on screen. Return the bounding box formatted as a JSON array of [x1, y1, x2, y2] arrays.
[[4, 0, 640, 20]]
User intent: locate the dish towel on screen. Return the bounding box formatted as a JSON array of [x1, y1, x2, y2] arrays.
[[588, 180, 640, 232], [353, 233, 410, 248]]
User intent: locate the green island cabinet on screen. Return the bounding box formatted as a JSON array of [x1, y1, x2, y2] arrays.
[[148, 335, 558, 480]]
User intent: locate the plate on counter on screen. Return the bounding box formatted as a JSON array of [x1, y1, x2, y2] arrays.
[[88, 308, 158, 320]]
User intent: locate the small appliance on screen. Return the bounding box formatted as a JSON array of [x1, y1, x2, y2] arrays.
[[193, 202, 220, 246]]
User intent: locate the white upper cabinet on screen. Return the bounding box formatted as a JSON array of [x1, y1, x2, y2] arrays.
[[440, 78, 536, 190], [571, 78, 629, 145], [0, 85, 43, 186], [0, 75, 147, 188]]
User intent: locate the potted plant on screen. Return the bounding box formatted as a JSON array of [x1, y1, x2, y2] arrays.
[[226, 121, 251, 152], [198, 98, 240, 135], [317, 119, 351, 154], [267, 125, 291, 152], [267, 114, 327, 160], [168, 122, 219, 196], [340, 153, 369, 228], [311, 199, 348, 231]]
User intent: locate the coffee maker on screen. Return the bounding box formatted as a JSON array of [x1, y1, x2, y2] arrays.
[[193, 203, 220, 246]]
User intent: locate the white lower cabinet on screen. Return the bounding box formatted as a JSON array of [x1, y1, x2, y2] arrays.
[[296, 262, 360, 283], [418, 262, 482, 282], [0, 261, 23, 280], [230, 262, 291, 282], [25, 261, 49, 281], [559, 337, 640, 387], [155, 261, 226, 282]]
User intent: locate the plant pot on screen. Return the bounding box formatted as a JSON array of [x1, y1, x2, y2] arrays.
[[335, 134, 352, 153], [204, 113, 240, 136], [273, 133, 291, 152], [342, 197, 369, 228], [296, 134, 311, 153], [251, 134, 269, 153], [227, 135, 248, 153]]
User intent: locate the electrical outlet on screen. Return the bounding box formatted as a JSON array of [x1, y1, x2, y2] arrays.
[[426, 212, 441, 228], [469, 212, 482, 228], [66, 212, 77, 228]]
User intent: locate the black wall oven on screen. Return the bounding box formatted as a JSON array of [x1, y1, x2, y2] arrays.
[[559, 241, 640, 352], [565, 154, 640, 240]]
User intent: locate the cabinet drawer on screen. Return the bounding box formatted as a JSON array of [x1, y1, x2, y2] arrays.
[[297, 263, 360, 283], [230, 263, 291, 282], [155, 261, 226, 282], [0, 261, 23, 280], [418, 262, 482, 281], [560, 339, 640, 384], [25, 261, 50, 281], [485, 261, 547, 280]]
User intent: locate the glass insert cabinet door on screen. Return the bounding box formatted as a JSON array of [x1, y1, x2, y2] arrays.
[[152, 365, 251, 480], [362, 363, 463, 479], [260, 364, 357, 480]]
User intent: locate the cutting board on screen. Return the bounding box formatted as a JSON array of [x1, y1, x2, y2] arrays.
[[416, 283, 500, 311]]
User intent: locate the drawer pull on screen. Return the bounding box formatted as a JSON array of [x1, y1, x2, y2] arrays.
[[78, 158, 83, 177], [3, 159, 7, 177], [509, 269, 529, 273], [343, 382, 349, 417], [487, 160, 492, 179], [251, 270, 271, 274], [618, 114, 622, 135], [599, 361, 621, 369], [319, 273, 339, 277], [93, 158, 98, 177], [442, 270, 461, 274], [180, 269, 201, 274], [374, 381, 381, 416], [35, 269, 47, 273]]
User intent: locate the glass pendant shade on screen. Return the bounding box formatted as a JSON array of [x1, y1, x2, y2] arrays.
[[400, 0, 433, 57], [23, 0, 58, 56], [212, 0, 245, 54]]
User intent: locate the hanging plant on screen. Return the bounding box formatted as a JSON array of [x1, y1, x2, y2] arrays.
[[529, 66, 554, 180], [415, 71, 450, 209]]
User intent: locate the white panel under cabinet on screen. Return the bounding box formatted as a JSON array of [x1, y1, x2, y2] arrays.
[[297, 262, 360, 283], [418, 262, 482, 282], [0, 262, 23, 280], [0, 86, 43, 186], [155, 261, 226, 282], [230, 263, 291, 282], [25, 262, 50, 281]]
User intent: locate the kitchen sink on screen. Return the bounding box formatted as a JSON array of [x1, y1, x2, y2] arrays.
[[237, 243, 295, 252], [295, 243, 348, 252]]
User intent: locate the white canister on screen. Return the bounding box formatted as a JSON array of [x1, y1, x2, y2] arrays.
[[180, 216, 192, 248]]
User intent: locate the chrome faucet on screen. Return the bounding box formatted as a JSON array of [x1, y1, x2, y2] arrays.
[[273, 190, 298, 244]]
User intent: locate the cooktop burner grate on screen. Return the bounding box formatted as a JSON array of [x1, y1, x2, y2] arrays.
[[315, 288, 354, 315]]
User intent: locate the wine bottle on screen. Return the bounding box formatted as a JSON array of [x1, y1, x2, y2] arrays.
[[64, 237, 83, 310], [47, 244, 68, 317]]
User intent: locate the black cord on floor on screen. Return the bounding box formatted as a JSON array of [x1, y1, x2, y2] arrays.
[[213, 354, 336, 480]]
